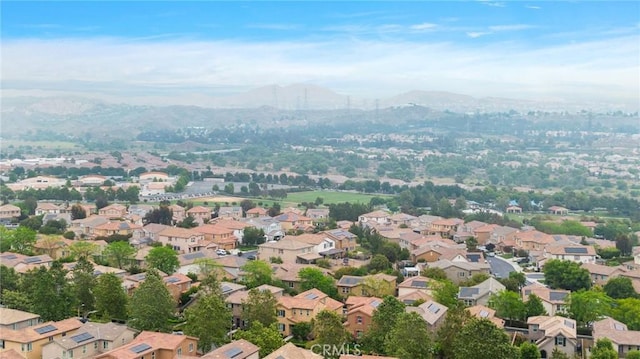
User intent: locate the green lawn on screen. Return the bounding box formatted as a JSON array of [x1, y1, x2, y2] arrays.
[[282, 190, 389, 206]]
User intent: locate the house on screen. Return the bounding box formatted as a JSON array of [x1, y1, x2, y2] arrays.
[[0, 318, 83, 359], [93, 221, 142, 238], [410, 243, 467, 263], [514, 230, 555, 251], [288, 233, 336, 258], [98, 204, 127, 219], [544, 244, 597, 264], [127, 204, 155, 217], [169, 204, 186, 222], [322, 229, 357, 252], [220, 281, 247, 297], [132, 223, 170, 243], [337, 273, 396, 297], [306, 208, 330, 222], [33, 236, 74, 259], [406, 300, 448, 331], [522, 283, 569, 316], [64, 261, 126, 278], [263, 342, 322, 359], [0, 252, 53, 274], [592, 317, 640, 358], [193, 224, 238, 250], [245, 207, 269, 218], [0, 204, 22, 219], [473, 224, 499, 245], [78, 174, 107, 186], [272, 264, 332, 292], [397, 290, 433, 306], [548, 206, 569, 215], [138, 171, 170, 182], [70, 215, 110, 237], [427, 259, 491, 284], [276, 288, 343, 336], [527, 316, 578, 359], [5, 176, 66, 191], [187, 206, 212, 224], [217, 206, 243, 219], [358, 210, 391, 225], [458, 278, 506, 307], [274, 212, 314, 232], [157, 227, 206, 254], [389, 213, 417, 226], [0, 308, 41, 331], [95, 331, 198, 359], [506, 206, 522, 214], [344, 296, 383, 339], [212, 218, 251, 244], [41, 322, 136, 359], [226, 285, 285, 329], [122, 271, 169, 294], [163, 273, 194, 301], [429, 218, 464, 238], [176, 249, 219, 278], [242, 217, 285, 241], [258, 238, 316, 264], [466, 305, 505, 328], [488, 226, 519, 247], [397, 275, 433, 298], [581, 263, 626, 285], [35, 202, 62, 216], [201, 339, 260, 359]]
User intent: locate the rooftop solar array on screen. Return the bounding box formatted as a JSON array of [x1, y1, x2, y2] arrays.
[[479, 310, 489, 318], [34, 325, 57, 334], [614, 323, 625, 331], [71, 332, 95, 343], [339, 276, 362, 285], [466, 254, 481, 262], [564, 319, 575, 329], [1, 254, 17, 260], [427, 303, 441, 314], [549, 291, 568, 301], [183, 252, 205, 260], [165, 277, 180, 283], [371, 300, 381, 307], [222, 285, 232, 293], [411, 280, 428, 288], [459, 288, 480, 298], [225, 347, 244, 358], [24, 257, 42, 263], [130, 343, 152, 354], [305, 293, 319, 300], [564, 247, 588, 254]]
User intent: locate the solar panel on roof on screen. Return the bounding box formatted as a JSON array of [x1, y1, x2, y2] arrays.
[[371, 300, 381, 307], [614, 323, 625, 331], [305, 293, 319, 300], [411, 280, 428, 288], [222, 285, 232, 293], [130, 343, 152, 354], [1, 254, 17, 260], [184, 252, 205, 260], [71, 332, 94, 343], [224, 347, 244, 358], [24, 257, 42, 263], [479, 310, 489, 318], [34, 325, 57, 334], [165, 277, 180, 283], [427, 303, 440, 314], [564, 319, 575, 329], [564, 247, 588, 254], [549, 292, 568, 301]]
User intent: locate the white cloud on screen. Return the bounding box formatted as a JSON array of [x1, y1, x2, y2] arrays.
[[466, 31, 492, 38], [488, 24, 535, 32], [1, 34, 638, 107], [525, 5, 541, 10], [246, 23, 300, 30], [411, 23, 438, 30]]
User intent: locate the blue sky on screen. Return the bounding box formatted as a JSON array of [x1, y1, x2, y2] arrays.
[[2, 1, 639, 107]]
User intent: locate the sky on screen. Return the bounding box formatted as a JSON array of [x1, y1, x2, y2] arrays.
[[1, 1, 639, 108]]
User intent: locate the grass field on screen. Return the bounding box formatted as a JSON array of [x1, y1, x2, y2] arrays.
[[282, 190, 389, 206], [1, 140, 83, 151]]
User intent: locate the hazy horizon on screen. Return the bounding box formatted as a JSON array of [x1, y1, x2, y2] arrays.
[[2, 1, 639, 109]]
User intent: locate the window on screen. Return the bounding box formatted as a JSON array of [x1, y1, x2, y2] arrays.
[[532, 325, 538, 332], [103, 341, 109, 350], [69, 349, 74, 358], [574, 256, 579, 260], [94, 342, 98, 350], [22, 343, 33, 352], [342, 287, 350, 294], [49, 336, 54, 342], [278, 249, 284, 254], [189, 343, 194, 352], [555, 336, 566, 346], [278, 323, 285, 332], [83, 345, 87, 354], [152, 351, 156, 359], [177, 347, 182, 356], [306, 310, 310, 316], [288, 282, 294, 288], [277, 310, 285, 317], [356, 330, 363, 338], [0, 340, 4, 349], [459, 272, 466, 277], [356, 316, 363, 324]]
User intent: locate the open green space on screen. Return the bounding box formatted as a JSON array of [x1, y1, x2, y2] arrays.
[[1, 140, 83, 151], [282, 190, 389, 205]]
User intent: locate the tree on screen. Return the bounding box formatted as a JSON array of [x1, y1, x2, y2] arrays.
[[488, 290, 526, 323], [465, 237, 478, 251], [69, 241, 99, 260], [604, 277, 638, 299], [312, 310, 351, 359], [525, 293, 547, 318], [194, 258, 223, 280], [367, 254, 391, 272], [500, 271, 526, 292], [129, 270, 175, 332], [590, 338, 618, 359], [177, 216, 198, 228], [363, 296, 405, 354], [615, 234, 633, 256], [6, 226, 37, 254], [627, 351, 640, 359], [144, 206, 173, 225], [385, 311, 433, 359], [145, 246, 179, 274], [94, 273, 128, 321], [0, 265, 20, 301], [234, 322, 284, 358], [242, 227, 266, 246], [567, 289, 612, 327], [184, 283, 232, 352], [361, 276, 389, 297], [421, 267, 448, 281], [611, 298, 640, 330], [550, 347, 570, 359], [520, 342, 541, 359], [432, 279, 460, 309], [543, 259, 591, 291], [21, 262, 75, 321], [299, 267, 338, 299], [453, 318, 519, 359], [72, 258, 96, 316], [242, 288, 277, 328], [241, 260, 273, 288], [436, 304, 472, 359], [103, 241, 136, 269]]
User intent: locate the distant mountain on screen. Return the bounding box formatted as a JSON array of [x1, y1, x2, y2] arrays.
[[212, 83, 350, 110]]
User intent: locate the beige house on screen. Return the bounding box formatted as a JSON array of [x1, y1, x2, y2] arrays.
[[522, 283, 569, 316], [95, 331, 198, 359], [0, 252, 53, 274], [201, 339, 260, 359], [458, 278, 506, 307], [193, 224, 238, 250], [217, 206, 243, 219], [406, 300, 448, 331], [427, 259, 491, 284], [263, 343, 322, 359], [93, 221, 142, 238], [276, 288, 343, 336], [0, 308, 41, 331], [187, 206, 212, 224], [0, 318, 83, 359], [544, 244, 597, 264], [397, 275, 434, 298], [272, 263, 332, 292], [514, 230, 555, 251], [527, 316, 578, 358], [322, 228, 357, 252], [246, 207, 269, 218], [344, 296, 383, 339], [226, 285, 285, 329], [98, 204, 127, 219], [582, 263, 626, 285], [274, 212, 314, 231], [169, 204, 186, 222], [35, 202, 63, 216], [429, 218, 464, 238], [157, 227, 206, 254], [466, 305, 505, 328], [41, 322, 136, 359], [258, 238, 316, 264], [358, 210, 391, 225], [0, 204, 21, 219], [592, 317, 640, 358], [337, 273, 396, 298]]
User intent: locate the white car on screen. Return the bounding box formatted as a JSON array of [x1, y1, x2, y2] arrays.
[[216, 249, 227, 256]]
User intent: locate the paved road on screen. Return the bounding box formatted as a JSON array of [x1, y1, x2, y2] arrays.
[[487, 256, 517, 279]]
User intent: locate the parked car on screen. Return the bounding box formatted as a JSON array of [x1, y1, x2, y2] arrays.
[[247, 254, 257, 260], [216, 249, 228, 256]]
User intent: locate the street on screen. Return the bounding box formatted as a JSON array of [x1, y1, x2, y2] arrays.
[[487, 256, 518, 279]]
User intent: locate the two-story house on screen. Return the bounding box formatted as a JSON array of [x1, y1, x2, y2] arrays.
[[276, 289, 343, 336], [527, 316, 578, 358], [201, 339, 260, 359], [186, 206, 212, 224], [427, 259, 491, 285], [522, 283, 569, 316], [344, 296, 383, 339], [544, 244, 597, 264], [514, 230, 555, 251], [592, 317, 640, 358], [429, 218, 464, 238], [0, 308, 41, 331], [93, 221, 142, 238], [35, 202, 63, 216], [95, 331, 198, 359], [41, 322, 136, 359], [245, 207, 269, 218], [0, 204, 22, 220], [242, 217, 285, 241], [397, 275, 434, 305], [322, 229, 357, 253], [194, 224, 238, 250], [169, 204, 186, 223], [406, 300, 448, 331], [466, 305, 505, 328], [272, 264, 332, 292], [357, 210, 391, 225], [98, 204, 128, 219], [274, 212, 314, 232], [258, 238, 316, 264], [157, 227, 206, 254], [458, 278, 506, 307], [217, 206, 243, 220], [337, 273, 396, 297], [581, 263, 626, 285], [226, 285, 285, 329], [0, 318, 83, 359]]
